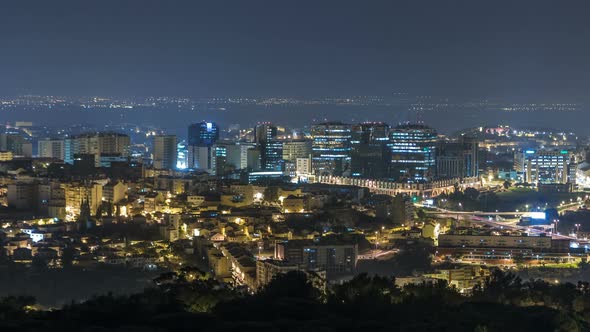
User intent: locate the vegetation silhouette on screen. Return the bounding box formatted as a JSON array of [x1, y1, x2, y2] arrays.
[[0, 269, 588, 331]]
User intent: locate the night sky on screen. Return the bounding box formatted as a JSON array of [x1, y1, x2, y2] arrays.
[[1, 0, 590, 100]]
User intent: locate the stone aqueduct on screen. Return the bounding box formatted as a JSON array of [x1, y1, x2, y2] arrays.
[[316, 175, 481, 198]]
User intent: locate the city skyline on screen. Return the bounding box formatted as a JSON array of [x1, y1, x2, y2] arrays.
[[3, 2, 590, 330]]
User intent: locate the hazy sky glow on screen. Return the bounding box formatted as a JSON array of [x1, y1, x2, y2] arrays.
[[1, 0, 589, 99]]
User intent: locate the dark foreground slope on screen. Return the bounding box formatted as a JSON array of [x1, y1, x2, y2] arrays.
[[0, 271, 588, 332]]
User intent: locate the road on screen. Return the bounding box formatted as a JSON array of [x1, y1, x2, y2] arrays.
[[427, 206, 579, 241], [358, 249, 399, 260]]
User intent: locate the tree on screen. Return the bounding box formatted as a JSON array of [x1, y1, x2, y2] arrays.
[[95, 203, 103, 219], [105, 200, 114, 217], [31, 255, 47, 270], [61, 246, 76, 268], [329, 273, 401, 307], [263, 186, 280, 204], [0, 295, 36, 319], [464, 187, 480, 201], [258, 271, 320, 301], [78, 198, 91, 232], [416, 208, 427, 220]]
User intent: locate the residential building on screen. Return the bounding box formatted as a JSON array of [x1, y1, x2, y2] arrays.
[[0, 133, 32, 157], [64, 132, 130, 166], [0, 150, 13, 161], [102, 181, 127, 204], [153, 135, 177, 170], [38, 139, 65, 160], [275, 238, 357, 274]]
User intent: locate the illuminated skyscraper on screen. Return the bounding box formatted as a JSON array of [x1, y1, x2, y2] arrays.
[[254, 123, 282, 170], [282, 140, 312, 162], [311, 122, 352, 176], [524, 149, 574, 185], [188, 121, 219, 147], [176, 141, 188, 169], [388, 124, 437, 182]]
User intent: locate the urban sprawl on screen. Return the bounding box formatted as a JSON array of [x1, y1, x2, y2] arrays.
[[1, 119, 590, 295]]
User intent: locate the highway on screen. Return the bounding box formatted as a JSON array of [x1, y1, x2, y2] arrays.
[[425, 206, 580, 241], [423, 201, 583, 217]]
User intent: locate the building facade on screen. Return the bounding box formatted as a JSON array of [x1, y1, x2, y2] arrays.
[[38, 139, 65, 160], [311, 122, 352, 176], [436, 137, 479, 179], [388, 124, 437, 182], [275, 239, 357, 274], [523, 149, 575, 185], [282, 140, 313, 162], [152, 135, 177, 170], [64, 132, 130, 166], [188, 121, 219, 147]]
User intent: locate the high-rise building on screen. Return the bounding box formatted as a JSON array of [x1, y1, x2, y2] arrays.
[[282, 140, 313, 162], [350, 143, 391, 179], [388, 124, 437, 182], [351, 122, 390, 144], [187, 145, 208, 170], [212, 143, 229, 175], [436, 137, 479, 179], [254, 123, 282, 170], [226, 142, 255, 170], [0, 133, 32, 158], [38, 138, 65, 160], [153, 135, 177, 170], [62, 182, 103, 216], [524, 149, 575, 185], [176, 141, 188, 169], [264, 140, 283, 171], [64, 132, 130, 166], [187, 145, 223, 174], [247, 148, 261, 170], [350, 122, 391, 178], [254, 123, 277, 145], [188, 122, 219, 147], [311, 122, 352, 176]]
